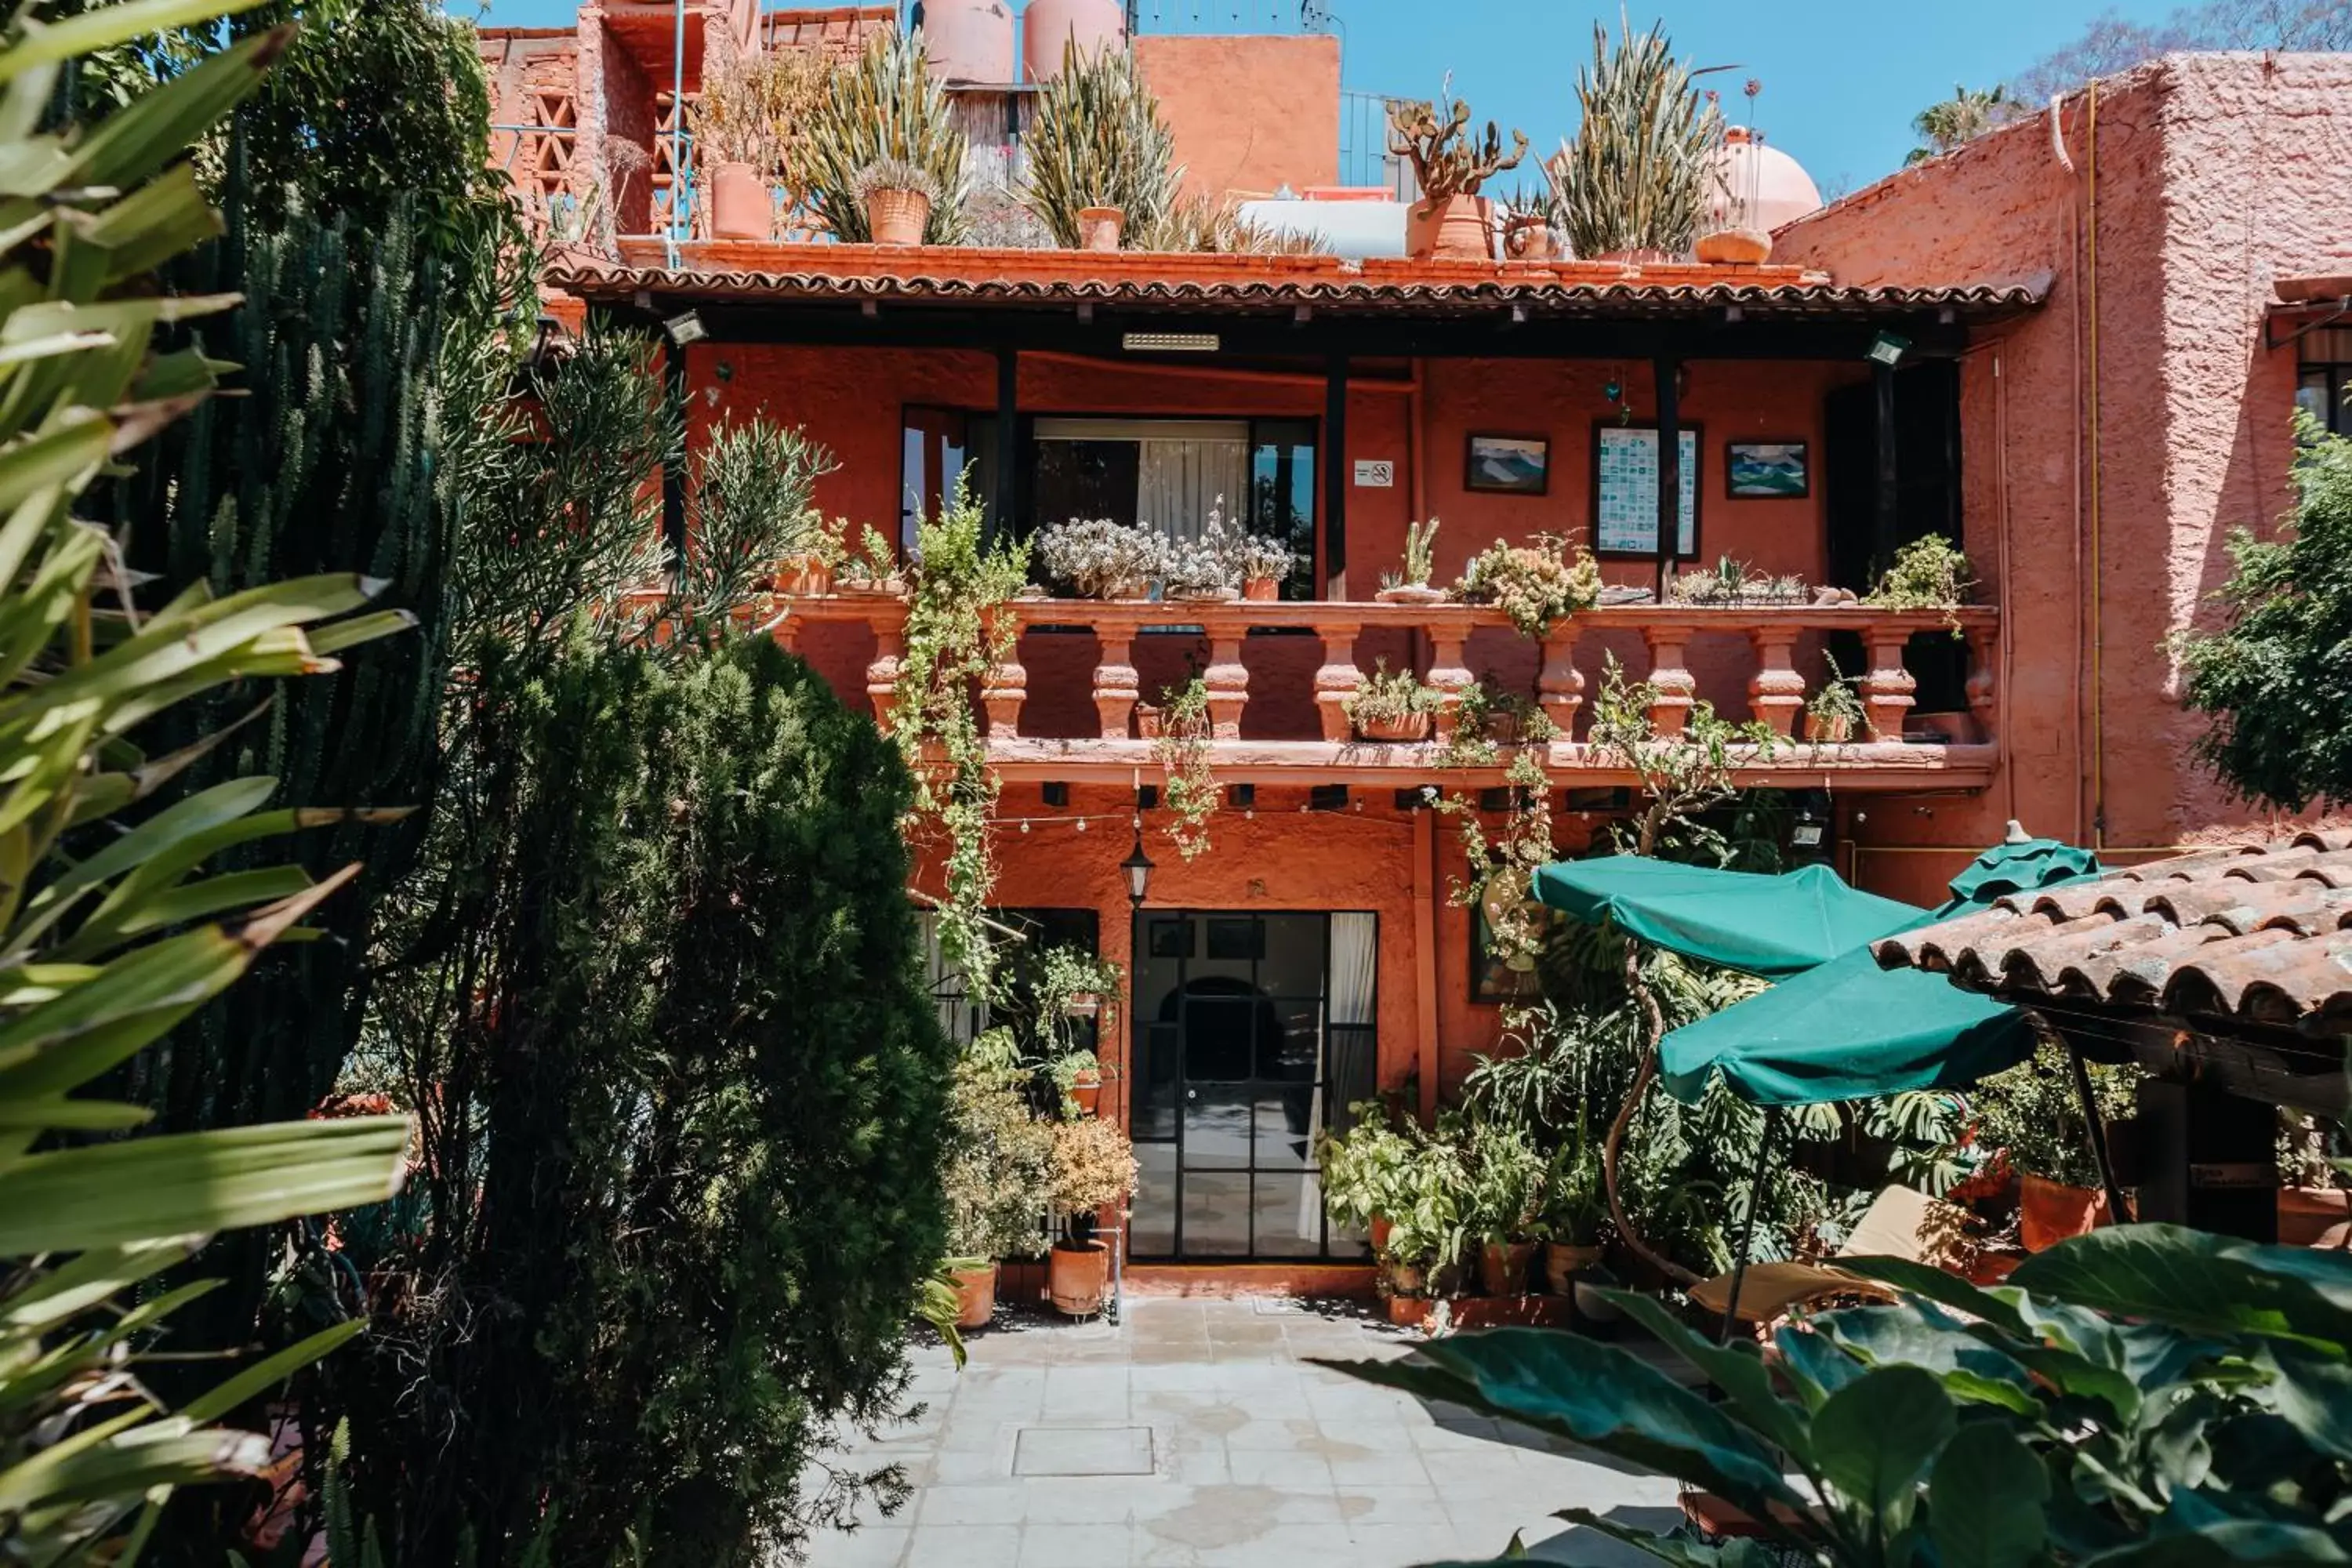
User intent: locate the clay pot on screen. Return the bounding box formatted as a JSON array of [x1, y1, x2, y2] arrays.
[[1404, 193, 1492, 261], [1804, 710, 1854, 744], [1048, 1240, 1112, 1315], [1068, 1067, 1102, 1118], [1385, 1258, 1426, 1298], [1242, 575, 1280, 602], [1355, 711, 1432, 743], [1133, 703, 1163, 739], [1170, 586, 1238, 604], [1369, 1214, 1393, 1255], [1479, 1240, 1536, 1297], [775, 556, 832, 596], [866, 187, 932, 246], [1078, 204, 1124, 252], [1374, 583, 1447, 605], [1693, 227, 1773, 265], [2020, 1173, 2111, 1252], [709, 161, 771, 241], [1543, 1241, 1604, 1296], [950, 1261, 998, 1329]]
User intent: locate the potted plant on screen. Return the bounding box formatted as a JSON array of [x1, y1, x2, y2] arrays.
[[1452, 534, 1602, 637], [1047, 1048, 1108, 1118], [1668, 555, 1809, 608], [1540, 1140, 1608, 1295], [1465, 1122, 1546, 1297], [1805, 652, 1864, 744], [1386, 92, 1527, 261], [776, 514, 849, 595], [1381, 1143, 1472, 1318], [1970, 1042, 2141, 1251], [1232, 532, 1295, 601], [1036, 517, 1169, 600], [1016, 44, 1174, 249], [1344, 659, 1439, 742], [1450, 673, 1557, 750], [1047, 1116, 1138, 1316], [942, 1051, 1057, 1328], [1316, 1104, 1416, 1259], [1078, 203, 1124, 251], [833, 523, 905, 595], [1377, 518, 1446, 604], [1163, 531, 1239, 602], [1037, 945, 1123, 1025], [855, 155, 940, 247], [1863, 533, 1976, 633]]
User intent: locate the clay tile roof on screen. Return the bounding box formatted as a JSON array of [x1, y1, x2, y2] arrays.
[[1875, 833, 2352, 1035], [551, 243, 2052, 322]]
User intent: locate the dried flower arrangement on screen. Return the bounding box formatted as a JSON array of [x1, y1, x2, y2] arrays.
[[1036, 517, 1169, 599], [1453, 535, 1602, 636]]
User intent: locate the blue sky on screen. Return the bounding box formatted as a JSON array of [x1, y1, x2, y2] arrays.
[[459, 0, 2184, 188]]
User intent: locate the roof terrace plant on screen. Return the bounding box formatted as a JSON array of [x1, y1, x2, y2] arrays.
[[1386, 89, 1528, 202], [1551, 18, 1722, 258], [1020, 40, 1179, 249], [803, 27, 968, 243], [1037, 517, 1169, 599]]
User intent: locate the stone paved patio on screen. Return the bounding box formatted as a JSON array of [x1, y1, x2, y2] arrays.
[[803, 1298, 1686, 1567]]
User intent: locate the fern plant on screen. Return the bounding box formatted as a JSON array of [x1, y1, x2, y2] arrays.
[[801, 27, 968, 243], [1552, 19, 1722, 258], [1019, 40, 1179, 249]]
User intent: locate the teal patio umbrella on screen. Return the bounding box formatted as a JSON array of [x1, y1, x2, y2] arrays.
[[1531, 858, 1922, 979]]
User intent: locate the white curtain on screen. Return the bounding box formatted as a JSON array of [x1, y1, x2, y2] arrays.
[[1137, 437, 1249, 544], [1301, 913, 1380, 1240]]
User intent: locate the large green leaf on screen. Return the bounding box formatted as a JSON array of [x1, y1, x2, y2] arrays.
[[1814, 1300, 2045, 1417], [1317, 1330, 1804, 1518], [1605, 1290, 1810, 1457], [2267, 1344, 2352, 1461], [1926, 1420, 2050, 1568], [1808, 1366, 1955, 1543], [2009, 1225, 2352, 1352]]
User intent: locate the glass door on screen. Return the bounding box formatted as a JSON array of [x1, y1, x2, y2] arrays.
[[1127, 911, 1377, 1260]]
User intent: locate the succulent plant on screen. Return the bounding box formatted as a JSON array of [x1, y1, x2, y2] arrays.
[[1403, 517, 1441, 586], [1387, 90, 1528, 202], [802, 27, 969, 244], [853, 154, 941, 201], [1036, 517, 1169, 598], [1020, 41, 1179, 249], [1550, 19, 1722, 258]]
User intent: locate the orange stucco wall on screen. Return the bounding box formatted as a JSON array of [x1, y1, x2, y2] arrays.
[[1133, 34, 1341, 200], [1779, 51, 2352, 902]]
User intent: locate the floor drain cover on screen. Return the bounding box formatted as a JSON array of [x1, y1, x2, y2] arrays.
[[1011, 1425, 1155, 1477]]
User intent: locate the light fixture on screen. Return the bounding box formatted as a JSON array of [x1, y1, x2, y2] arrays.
[[664, 310, 707, 346], [1122, 331, 1220, 354], [1121, 832, 1156, 908], [1867, 330, 1911, 367]]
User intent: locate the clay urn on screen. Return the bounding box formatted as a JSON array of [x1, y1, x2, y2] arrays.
[[708, 162, 770, 241]]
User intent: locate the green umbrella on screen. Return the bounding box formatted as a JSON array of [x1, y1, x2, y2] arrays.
[[1530, 857, 1922, 979]]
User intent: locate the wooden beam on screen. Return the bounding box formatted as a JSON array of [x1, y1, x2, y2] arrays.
[[1875, 358, 1900, 572], [662, 334, 687, 561], [1654, 353, 1681, 600], [992, 346, 1018, 549], [1324, 351, 1348, 596]]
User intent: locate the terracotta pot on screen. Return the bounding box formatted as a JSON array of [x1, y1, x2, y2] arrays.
[[1479, 1240, 1536, 1297], [1374, 583, 1447, 605], [1048, 1240, 1111, 1315], [2020, 1173, 2111, 1252], [1404, 193, 1492, 261], [1693, 227, 1772, 265], [709, 161, 771, 241], [1543, 1240, 1604, 1296], [1133, 704, 1163, 739], [775, 556, 833, 596], [951, 1261, 998, 1329], [1385, 1257, 1426, 1298], [1804, 710, 1855, 744], [1355, 710, 1432, 743], [1078, 204, 1124, 252], [1069, 1069, 1102, 1118], [837, 576, 906, 597], [1242, 575, 1279, 602], [866, 187, 932, 246], [1386, 1294, 1427, 1327]]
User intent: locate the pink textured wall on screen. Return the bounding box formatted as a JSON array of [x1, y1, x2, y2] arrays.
[[1134, 34, 1341, 200], [1780, 52, 2352, 883]]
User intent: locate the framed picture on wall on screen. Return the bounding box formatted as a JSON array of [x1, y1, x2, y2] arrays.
[[1726, 439, 1810, 499], [1464, 433, 1551, 495]]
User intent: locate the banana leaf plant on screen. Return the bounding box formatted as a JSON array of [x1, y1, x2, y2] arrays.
[[1319, 1223, 2352, 1566], [0, 1, 414, 1559]]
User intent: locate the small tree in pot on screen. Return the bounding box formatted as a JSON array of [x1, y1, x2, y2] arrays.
[[1047, 1117, 1138, 1316], [942, 1047, 1057, 1327]]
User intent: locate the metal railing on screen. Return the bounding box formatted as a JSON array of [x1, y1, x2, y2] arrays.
[[1337, 88, 1407, 195], [1124, 0, 1336, 35]]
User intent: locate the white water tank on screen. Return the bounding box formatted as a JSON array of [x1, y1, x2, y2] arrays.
[[1023, 0, 1124, 82]]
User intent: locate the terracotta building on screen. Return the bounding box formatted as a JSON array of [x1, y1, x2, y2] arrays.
[[478, 1, 2352, 1262]]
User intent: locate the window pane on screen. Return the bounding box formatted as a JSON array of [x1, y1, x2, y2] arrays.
[[1250, 419, 1317, 598], [2299, 369, 2332, 435], [1032, 438, 1140, 532]]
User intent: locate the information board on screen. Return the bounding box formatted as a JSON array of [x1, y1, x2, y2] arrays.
[[1594, 426, 1699, 556]]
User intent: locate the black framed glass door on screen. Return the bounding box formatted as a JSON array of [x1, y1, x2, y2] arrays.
[[1128, 911, 1377, 1260]]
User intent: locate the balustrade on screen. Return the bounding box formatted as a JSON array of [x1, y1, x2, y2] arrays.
[[765, 593, 2002, 781]]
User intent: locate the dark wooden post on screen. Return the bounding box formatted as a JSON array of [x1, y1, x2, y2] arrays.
[[1874, 358, 1900, 574], [1324, 351, 1348, 597], [1653, 354, 1681, 601], [662, 332, 688, 563], [991, 345, 1019, 550]]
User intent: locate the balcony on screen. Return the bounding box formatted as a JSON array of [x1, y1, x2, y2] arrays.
[[771, 595, 2001, 790]]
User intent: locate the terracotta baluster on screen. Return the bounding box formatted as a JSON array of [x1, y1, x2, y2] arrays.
[[1203, 619, 1250, 739], [1862, 624, 1918, 740], [1314, 619, 1364, 742], [1426, 622, 1475, 739], [1965, 622, 1998, 742], [1744, 624, 1806, 737], [1641, 625, 1696, 736], [1537, 629, 1584, 735], [1094, 630, 1140, 739], [865, 619, 905, 735]]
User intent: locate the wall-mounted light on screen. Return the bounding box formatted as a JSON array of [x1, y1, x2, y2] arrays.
[[1122, 833, 1156, 909], [1123, 332, 1220, 354], [664, 310, 707, 346], [1867, 331, 1911, 367]]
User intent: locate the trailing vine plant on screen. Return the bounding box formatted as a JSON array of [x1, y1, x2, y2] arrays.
[[893, 475, 1029, 995], [1431, 673, 1563, 980], [1153, 673, 1218, 859]]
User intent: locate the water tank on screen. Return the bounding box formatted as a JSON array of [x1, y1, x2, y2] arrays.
[[914, 0, 1016, 85], [1704, 126, 1824, 234], [1023, 0, 1124, 82]]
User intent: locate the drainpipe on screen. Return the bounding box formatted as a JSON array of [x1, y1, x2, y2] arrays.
[[2085, 83, 2104, 851], [2051, 89, 2090, 848], [1412, 807, 1439, 1127], [669, 0, 688, 267]]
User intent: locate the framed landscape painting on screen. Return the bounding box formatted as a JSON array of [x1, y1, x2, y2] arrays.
[[1726, 439, 1809, 499], [1465, 433, 1550, 495]]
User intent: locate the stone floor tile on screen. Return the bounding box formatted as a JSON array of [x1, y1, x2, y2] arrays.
[[1334, 1483, 1444, 1528], [1220, 1416, 1321, 1450], [1324, 1449, 1435, 1489], [904, 1523, 1020, 1568], [1222, 1447, 1334, 1489], [805, 1525, 907, 1568], [1014, 1523, 1138, 1568], [916, 1484, 1028, 1527]]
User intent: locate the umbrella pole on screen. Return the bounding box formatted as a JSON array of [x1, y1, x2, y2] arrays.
[[1718, 1105, 1783, 1345], [2061, 1034, 2131, 1224], [1602, 936, 1704, 1290]]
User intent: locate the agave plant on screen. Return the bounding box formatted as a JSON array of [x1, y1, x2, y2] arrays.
[[1019, 41, 1179, 249], [0, 1, 412, 1556], [800, 27, 968, 244], [1551, 18, 1722, 258]]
